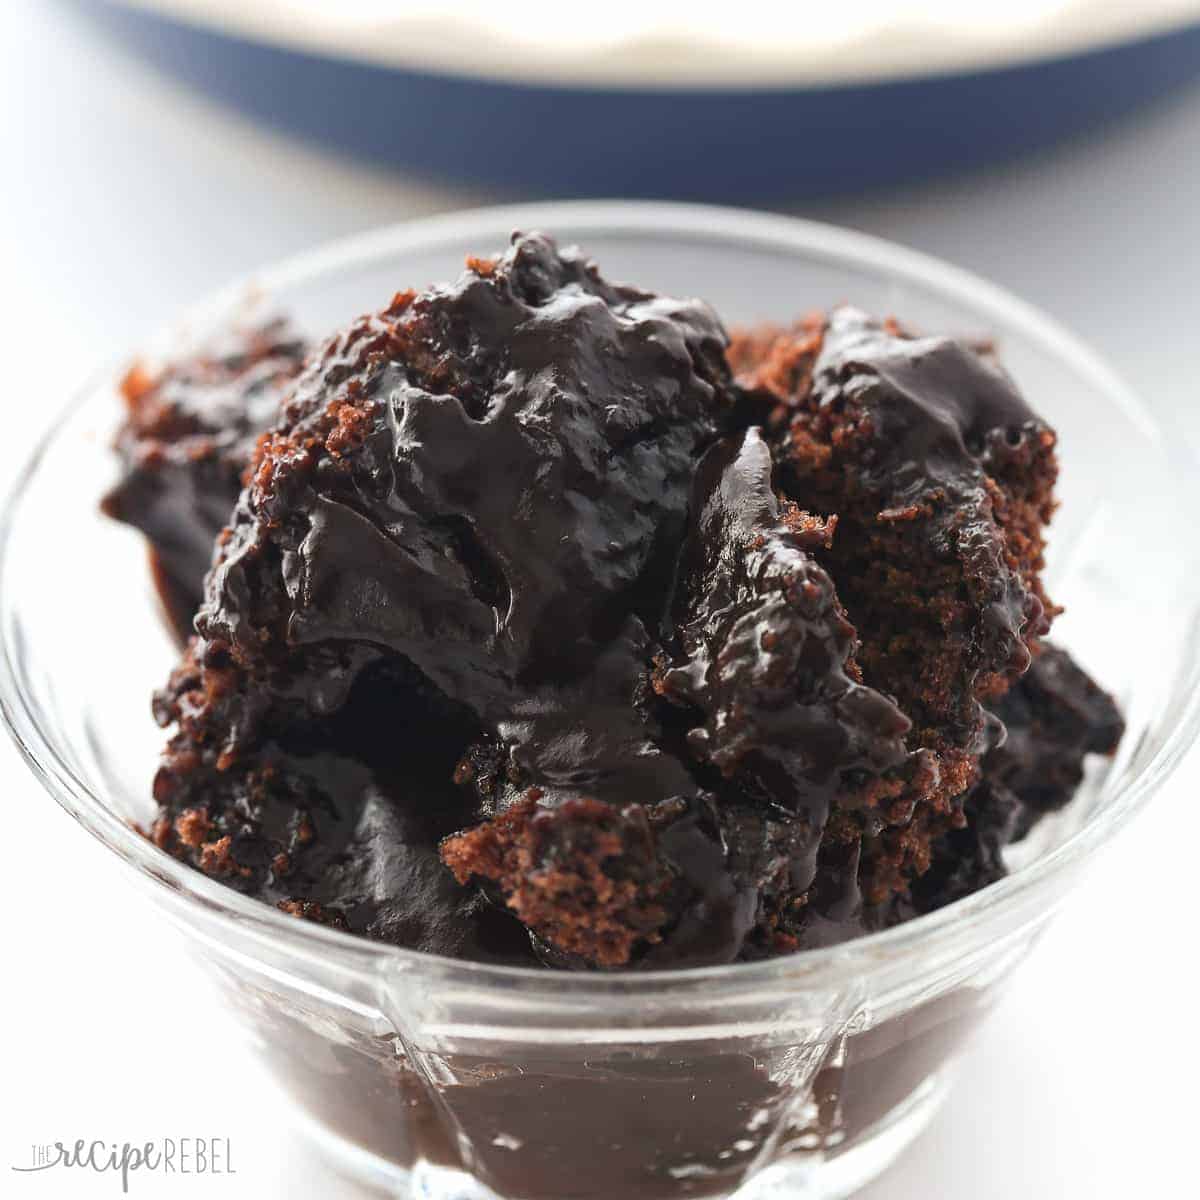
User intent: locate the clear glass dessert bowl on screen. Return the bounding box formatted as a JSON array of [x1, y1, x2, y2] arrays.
[[3, 203, 1198, 1200]]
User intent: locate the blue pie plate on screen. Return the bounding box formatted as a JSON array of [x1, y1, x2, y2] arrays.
[[79, 2, 1200, 200]]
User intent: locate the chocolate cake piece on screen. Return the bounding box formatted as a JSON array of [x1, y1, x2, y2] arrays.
[[151, 234, 739, 963], [659, 429, 914, 815], [989, 642, 1125, 835], [102, 317, 308, 632], [904, 643, 1124, 913], [196, 233, 729, 722], [653, 428, 919, 954], [732, 309, 1059, 902], [444, 428, 917, 965], [149, 645, 534, 961]]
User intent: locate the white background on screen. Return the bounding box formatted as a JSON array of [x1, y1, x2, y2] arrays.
[[2, 2, 1198, 1197]]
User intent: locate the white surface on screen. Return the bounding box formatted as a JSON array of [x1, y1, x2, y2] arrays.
[[112, 0, 1200, 87], [2, 1, 1198, 1196]]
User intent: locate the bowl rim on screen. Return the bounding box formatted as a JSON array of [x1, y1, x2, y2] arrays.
[[3, 199, 1199, 994]]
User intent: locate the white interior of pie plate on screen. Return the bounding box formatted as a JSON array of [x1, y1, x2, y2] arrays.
[[114, 0, 1200, 87]]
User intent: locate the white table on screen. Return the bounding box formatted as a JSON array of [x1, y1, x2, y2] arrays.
[[2, 3, 1197, 1195]]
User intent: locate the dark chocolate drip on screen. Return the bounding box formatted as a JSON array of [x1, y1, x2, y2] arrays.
[[819, 308, 1040, 492]]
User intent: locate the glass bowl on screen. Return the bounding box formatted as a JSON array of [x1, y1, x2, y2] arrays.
[[3, 202, 1198, 1200]]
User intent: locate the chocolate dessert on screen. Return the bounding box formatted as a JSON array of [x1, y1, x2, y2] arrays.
[[102, 316, 309, 629], [106, 235, 1121, 971], [102, 234, 1128, 1200]]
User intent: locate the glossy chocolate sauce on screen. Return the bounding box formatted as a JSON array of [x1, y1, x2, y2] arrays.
[[106, 235, 1119, 971]]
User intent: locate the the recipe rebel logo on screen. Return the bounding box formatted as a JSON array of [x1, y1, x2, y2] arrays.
[[11, 1138, 236, 1192]]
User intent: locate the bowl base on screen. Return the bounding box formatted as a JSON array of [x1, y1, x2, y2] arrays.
[[290, 1069, 950, 1200]]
